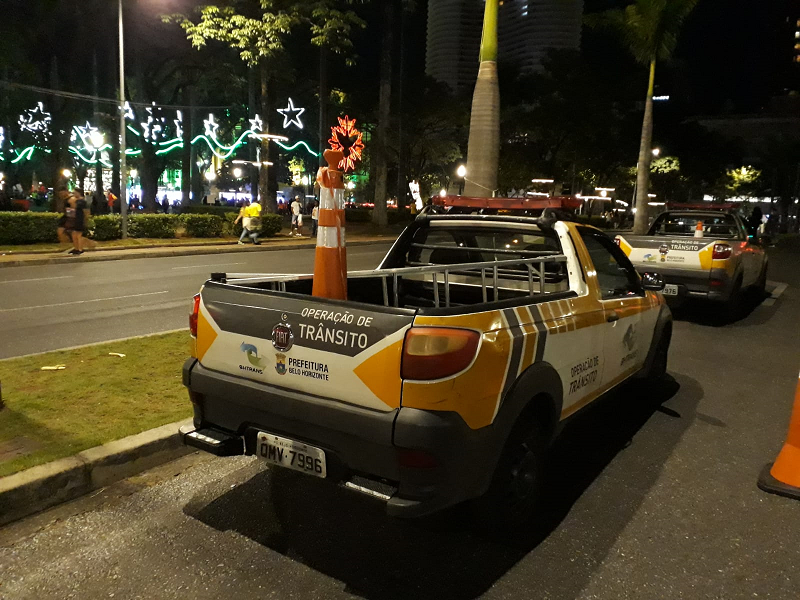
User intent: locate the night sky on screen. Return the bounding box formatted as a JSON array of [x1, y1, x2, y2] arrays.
[[1, 0, 798, 118]]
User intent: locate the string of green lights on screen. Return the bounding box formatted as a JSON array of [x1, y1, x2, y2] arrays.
[[8, 127, 319, 168]]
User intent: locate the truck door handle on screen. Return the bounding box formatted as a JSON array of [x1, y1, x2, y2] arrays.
[[606, 311, 620, 323]]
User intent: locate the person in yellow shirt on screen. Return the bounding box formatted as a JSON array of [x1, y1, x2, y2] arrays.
[[235, 200, 263, 245]]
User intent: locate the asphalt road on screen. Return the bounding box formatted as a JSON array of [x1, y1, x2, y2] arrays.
[[1, 250, 798, 600], [0, 244, 392, 359]]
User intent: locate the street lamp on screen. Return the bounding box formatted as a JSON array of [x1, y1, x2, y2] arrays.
[[232, 167, 243, 178], [456, 165, 467, 195], [90, 131, 105, 150], [118, 0, 128, 238], [129, 169, 138, 180], [652, 148, 661, 157], [62, 169, 73, 178], [205, 171, 217, 182]]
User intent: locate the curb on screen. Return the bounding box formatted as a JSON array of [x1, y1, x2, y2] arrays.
[[0, 238, 393, 268], [0, 418, 193, 526]]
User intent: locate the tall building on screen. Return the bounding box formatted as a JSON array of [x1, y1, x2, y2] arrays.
[[425, 0, 485, 95], [498, 0, 584, 75], [425, 0, 584, 94]]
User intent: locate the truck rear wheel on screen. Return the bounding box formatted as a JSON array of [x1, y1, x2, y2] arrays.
[[470, 416, 547, 535], [723, 276, 744, 322]]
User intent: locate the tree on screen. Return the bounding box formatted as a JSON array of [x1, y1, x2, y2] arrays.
[[464, 0, 499, 197], [371, 0, 396, 226], [167, 1, 364, 214], [589, 0, 698, 234]]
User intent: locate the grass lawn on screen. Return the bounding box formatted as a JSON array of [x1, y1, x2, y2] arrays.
[[0, 332, 192, 478]]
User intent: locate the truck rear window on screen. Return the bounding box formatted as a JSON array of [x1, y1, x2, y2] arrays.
[[648, 213, 740, 238], [401, 224, 570, 296]]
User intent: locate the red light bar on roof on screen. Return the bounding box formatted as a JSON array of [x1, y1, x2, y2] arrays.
[[665, 202, 736, 211], [434, 195, 582, 211]]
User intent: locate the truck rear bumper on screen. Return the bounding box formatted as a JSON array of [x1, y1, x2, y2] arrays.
[[634, 265, 734, 302], [182, 358, 497, 518]]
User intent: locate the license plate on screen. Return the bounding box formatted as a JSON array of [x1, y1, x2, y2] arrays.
[[662, 284, 679, 296], [256, 432, 326, 478]]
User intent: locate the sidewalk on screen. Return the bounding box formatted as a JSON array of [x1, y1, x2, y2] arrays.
[[0, 227, 398, 268]]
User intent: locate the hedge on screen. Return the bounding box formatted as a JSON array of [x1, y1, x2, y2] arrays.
[[345, 208, 413, 225], [181, 205, 239, 217], [127, 214, 180, 238], [181, 214, 224, 238], [259, 213, 284, 237], [0, 212, 61, 244], [91, 215, 122, 241], [0, 209, 284, 244]]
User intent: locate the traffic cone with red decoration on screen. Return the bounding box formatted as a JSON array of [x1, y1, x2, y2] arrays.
[[312, 149, 348, 300], [694, 221, 704, 238], [758, 370, 800, 500]]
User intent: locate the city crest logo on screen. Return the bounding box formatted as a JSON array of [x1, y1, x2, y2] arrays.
[[275, 353, 287, 375]]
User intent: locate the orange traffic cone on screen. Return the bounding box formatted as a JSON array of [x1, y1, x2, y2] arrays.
[[694, 221, 704, 238], [312, 149, 348, 300], [758, 370, 800, 499]]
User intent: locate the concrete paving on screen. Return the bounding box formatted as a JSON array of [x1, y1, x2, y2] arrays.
[[0, 243, 392, 359], [0, 250, 797, 599]]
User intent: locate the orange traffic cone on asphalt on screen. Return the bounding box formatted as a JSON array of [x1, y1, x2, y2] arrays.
[[758, 371, 800, 500], [312, 149, 348, 300], [694, 221, 704, 238]]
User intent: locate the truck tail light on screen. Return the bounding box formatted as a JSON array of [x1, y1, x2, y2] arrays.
[[189, 293, 201, 337], [401, 327, 480, 380], [712, 243, 732, 260]]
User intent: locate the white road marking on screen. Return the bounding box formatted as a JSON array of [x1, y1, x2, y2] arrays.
[[171, 262, 246, 270], [763, 281, 788, 307], [0, 276, 75, 284], [0, 291, 169, 312]]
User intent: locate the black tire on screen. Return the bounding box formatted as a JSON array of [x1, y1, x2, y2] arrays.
[[645, 324, 671, 382], [723, 276, 744, 322], [754, 262, 768, 295], [470, 417, 547, 535]]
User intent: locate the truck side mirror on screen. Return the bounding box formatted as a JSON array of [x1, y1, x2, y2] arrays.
[[641, 272, 665, 291]]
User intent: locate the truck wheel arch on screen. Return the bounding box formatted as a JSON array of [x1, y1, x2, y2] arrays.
[[495, 362, 564, 447]]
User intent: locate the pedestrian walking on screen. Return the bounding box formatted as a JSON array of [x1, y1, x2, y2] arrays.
[[748, 207, 763, 243], [311, 201, 319, 237], [57, 189, 90, 255], [291, 195, 303, 237], [235, 200, 251, 244]]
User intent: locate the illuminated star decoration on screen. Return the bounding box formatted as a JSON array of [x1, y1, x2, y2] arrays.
[[277, 98, 305, 130], [328, 115, 364, 173], [174, 110, 184, 139], [249, 114, 264, 132], [73, 122, 103, 149], [18, 102, 52, 143], [203, 113, 220, 138], [123, 101, 135, 120], [141, 104, 167, 143]]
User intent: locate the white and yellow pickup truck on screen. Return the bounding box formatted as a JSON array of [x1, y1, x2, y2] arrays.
[[616, 207, 768, 310], [181, 205, 672, 527]]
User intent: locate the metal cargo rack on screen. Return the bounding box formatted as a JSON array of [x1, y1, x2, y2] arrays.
[[215, 246, 568, 309]]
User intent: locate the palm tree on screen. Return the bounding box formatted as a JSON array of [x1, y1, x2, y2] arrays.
[[590, 0, 698, 234], [463, 0, 499, 198]]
